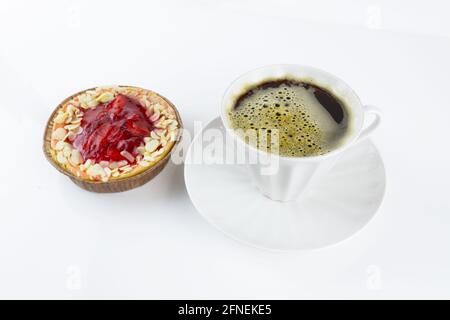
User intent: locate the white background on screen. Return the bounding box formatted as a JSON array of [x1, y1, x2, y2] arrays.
[[1, 0, 449, 299]]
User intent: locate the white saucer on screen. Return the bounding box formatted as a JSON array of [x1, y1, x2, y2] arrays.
[[184, 117, 386, 251]]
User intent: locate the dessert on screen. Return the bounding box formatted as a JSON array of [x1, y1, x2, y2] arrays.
[[44, 86, 181, 191]]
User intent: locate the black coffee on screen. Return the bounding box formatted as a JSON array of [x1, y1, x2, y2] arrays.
[[227, 78, 352, 157]]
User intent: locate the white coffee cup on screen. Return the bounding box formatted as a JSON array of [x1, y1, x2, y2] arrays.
[[220, 64, 381, 202]]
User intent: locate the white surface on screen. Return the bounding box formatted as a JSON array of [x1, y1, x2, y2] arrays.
[[0, 0, 449, 299], [185, 118, 386, 250]]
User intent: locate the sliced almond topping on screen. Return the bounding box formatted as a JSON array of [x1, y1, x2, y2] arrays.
[[96, 92, 115, 103], [139, 160, 150, 167], [120, 150, 135, 163], [104, 167, 112, 177], [168, 120, 178, 131], [52, 128, 67, 141], [140, 97, 150, 108], [150, 111, 160, 122], [80, 159, 92, 171], [162, 119, 172, 127], [69, 149, 82, 166], [63, 144, 73, 157], [56, 151, 67, 164], [154, 116, 166, 128], [153, 103, 163, 113], [143, 153, 154, 161], [136, 146, 146, 155], [117, 160, 128, 167], [169, 131, 177, 141], [66, 104, 77, 116], [64, 123, 80, 131], [99, 161, 110, 168], [112, 171, 120, 177], [54, 111, 68, 124], [160, 135, 167, 146], [153, 148, 164, 157], [145, 139, 159, 153], [86, 99, 98, 108], [55, 140, 67, 151], [67, 131, 77, 140], [119, 165, 132, 172], [150, 131, 159, 140], [109, 162, 119, 169], [78, 94, 98, 109], [87, 164, 104, 178]]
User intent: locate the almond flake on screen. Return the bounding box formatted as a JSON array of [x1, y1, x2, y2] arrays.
[[52, 128, 67, 141], [63, 144, 73, 157], [86, 99, 98, 108], [96, 92, 115, 103], [87, 164, 104, 177], [150, 131, 159, 140], [112, 171, 120, 177], [168, 121, 178, 131], [120, 150, 135, 163], [143, 154, 154, 161], [109, 162, 119, 169], [145, 139, 159, 153], [56, 152, 67, 164], [119, 165, 132, 172], [67, 131, 77, 140], [99, 161, 110, 168], [104, 167, 112, 176], [136, 146, 146, 155], [54, 111, 68, 124], [154, 116, 166, 128], [139, 160, 150, 167], [153, 103, 163, 113], [66, 104, 77, 116], [150, 111, 160, 122], [80, 159, 92, 171], [64, 123, 80, 131], [117, 160, 128, 167], [160, 135, 167, 146], [140, 97, 150, 107], [69, 149, 82, 166], [55, 140, 67, 151]]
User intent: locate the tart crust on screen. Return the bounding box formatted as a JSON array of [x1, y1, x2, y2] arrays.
[[47, 86, 181, 182]]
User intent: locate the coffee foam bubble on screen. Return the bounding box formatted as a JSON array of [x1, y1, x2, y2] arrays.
[[227, 79, 349, 157]]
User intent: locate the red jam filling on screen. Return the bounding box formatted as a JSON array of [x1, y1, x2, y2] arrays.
[[72, 94, 153, 164]]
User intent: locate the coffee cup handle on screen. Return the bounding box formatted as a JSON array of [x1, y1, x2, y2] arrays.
[[357, 104, 381, 142]]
